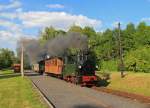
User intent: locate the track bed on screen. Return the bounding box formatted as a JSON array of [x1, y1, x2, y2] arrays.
[[27, 71, 150, 108]]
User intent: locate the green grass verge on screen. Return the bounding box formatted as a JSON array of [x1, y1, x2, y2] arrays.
[[97, 71, 150, 96], [0, 70, 48, 108]]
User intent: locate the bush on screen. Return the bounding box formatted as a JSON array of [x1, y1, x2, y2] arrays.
[[100, 59, 118, 71], [124, 46, 150, 72]]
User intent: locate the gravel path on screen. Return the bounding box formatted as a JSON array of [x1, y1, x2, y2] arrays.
[[27, 72, 150, 108]]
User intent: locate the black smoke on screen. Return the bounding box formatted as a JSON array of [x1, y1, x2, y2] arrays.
[[17, 32, 88, 64]]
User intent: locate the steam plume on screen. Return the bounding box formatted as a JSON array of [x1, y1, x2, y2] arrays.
[[17, 32, 88, 64]]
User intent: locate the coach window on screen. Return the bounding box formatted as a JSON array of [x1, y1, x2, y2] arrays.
[[55, 59, 57, 65]]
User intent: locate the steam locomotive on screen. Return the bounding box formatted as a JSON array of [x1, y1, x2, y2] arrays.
[[33, 51, 98, 86]]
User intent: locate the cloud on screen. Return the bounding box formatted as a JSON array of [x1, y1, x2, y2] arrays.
[[15, 8, 22, 12], [0, 0, 22, 50], [46, 4, 65, 9], [0, 19, 23, 42], [0, 29, 35, 50], [0, 11, 102, 50], [0, 0, 21, 11], [0, 1, 102, 50], [0, 30, 21, 45], [0, 30, 13, 40], [141, 18, 150, 22], [0, 12, 17, 19], [0, 7, 22, 19], [19, 11, 101, 30], [0, 30, 16, 49], [0, 11, 101, 30], [0, 19, 22, 32], [0, 30, 19, 49]]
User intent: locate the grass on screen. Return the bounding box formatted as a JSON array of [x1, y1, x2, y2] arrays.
[[0, 70, 48, 108], [0, 69, 14, 75], [97, 71, 150, 97]]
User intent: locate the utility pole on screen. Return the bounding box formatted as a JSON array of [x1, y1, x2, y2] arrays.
[[21, 44, 24, 77], [118, 22, 125, 78]]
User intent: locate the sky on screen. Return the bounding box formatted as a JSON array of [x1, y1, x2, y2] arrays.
[[0, 0, 150, 51]]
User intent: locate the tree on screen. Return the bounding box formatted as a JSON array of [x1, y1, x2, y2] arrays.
[[36, 22, 150, 73], [68, 25, 83, 33], [0, 48, 15, 69], [122, 23, 136, 52], [83, 26, 96, 38], [40, 26, 66, 41], [135, 22, 149, 47], [125, 46, 150, 72], [82, 26, 98, 49], [95, 29, 116, 60]]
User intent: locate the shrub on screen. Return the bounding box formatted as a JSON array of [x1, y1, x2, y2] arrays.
[[100, 59, 118, 71], [124, 46, 150, 72]]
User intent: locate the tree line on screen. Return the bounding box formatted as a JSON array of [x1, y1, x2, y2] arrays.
[[0, 22, 149, 72], [39, 22, 150, 73], [0, 48, 17, 69]]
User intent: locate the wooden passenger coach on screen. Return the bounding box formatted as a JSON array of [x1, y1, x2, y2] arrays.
[[45, 57, 64, 77], [13, 64, 21, 73]]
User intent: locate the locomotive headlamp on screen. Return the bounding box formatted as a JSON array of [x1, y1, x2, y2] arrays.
[[78, 65, 81, 69], [96, 65, 98, 69], [47, 55, 50, 59]]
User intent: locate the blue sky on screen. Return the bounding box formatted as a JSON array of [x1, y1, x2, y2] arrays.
[[0, 0, 150, 51]]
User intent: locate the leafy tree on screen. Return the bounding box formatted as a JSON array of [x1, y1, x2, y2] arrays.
[[82, 26, 98, 49], [83, 26, 96, 38], [40, 26, 66, 41], [37, 22, 150, 73], [0, 48, 15, 69], [68, 25, 83, 33], [135, 22, 150, 47], [125, 46, 150, 72], [95, 29, 116, 60], [122, 23, 136, 52]]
